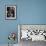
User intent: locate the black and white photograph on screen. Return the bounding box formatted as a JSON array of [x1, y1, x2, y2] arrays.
[[5, 5, 16, 20]]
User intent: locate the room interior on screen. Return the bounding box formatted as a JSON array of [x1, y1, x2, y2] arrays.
[[0, 0, 46, 46]]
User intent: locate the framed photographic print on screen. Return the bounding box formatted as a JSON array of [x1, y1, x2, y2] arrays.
[[5, 5, 16, 20]]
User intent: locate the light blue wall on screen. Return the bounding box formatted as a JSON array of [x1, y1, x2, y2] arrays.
[[0, 0, 46, 44], [19, 0, 46, 24]]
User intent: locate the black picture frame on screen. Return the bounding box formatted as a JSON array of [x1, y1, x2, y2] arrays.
[[5, 5, 16, 20]]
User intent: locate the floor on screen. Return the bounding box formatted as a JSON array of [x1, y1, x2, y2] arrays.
[[0, 44, 18, 46], [19, 39, 46, 46], [0, 40, 46, 46]]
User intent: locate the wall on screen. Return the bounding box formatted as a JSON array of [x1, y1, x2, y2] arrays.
[[19, 0, 46, 24], [0, 0, 46, 44], [0, 0, 18, 44]]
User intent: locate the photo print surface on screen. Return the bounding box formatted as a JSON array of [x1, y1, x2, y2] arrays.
[[5, 5, 16, 20]]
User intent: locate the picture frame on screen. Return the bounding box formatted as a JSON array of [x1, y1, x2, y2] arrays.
[[5, 5, 16, 20]]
